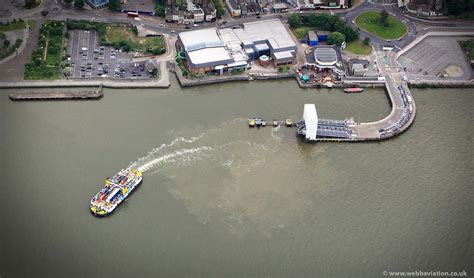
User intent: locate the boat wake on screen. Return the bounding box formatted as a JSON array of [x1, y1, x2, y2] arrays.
[[125, 118, 316, 236]]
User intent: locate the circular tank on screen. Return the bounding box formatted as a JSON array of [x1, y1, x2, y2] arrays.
[[258, 55, 270, 66]]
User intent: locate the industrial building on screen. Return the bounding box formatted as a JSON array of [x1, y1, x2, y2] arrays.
[[178, 19, 297, 74]]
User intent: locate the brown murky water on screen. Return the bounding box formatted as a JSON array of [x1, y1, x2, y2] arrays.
[[1, 78, 472, 277]]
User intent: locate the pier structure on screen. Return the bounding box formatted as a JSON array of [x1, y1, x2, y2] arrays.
[[294, 49, 416, 142], [8, 90, 103, 101]]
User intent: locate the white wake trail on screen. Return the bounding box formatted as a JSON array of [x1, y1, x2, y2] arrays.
[[135, 146, 214, 173]]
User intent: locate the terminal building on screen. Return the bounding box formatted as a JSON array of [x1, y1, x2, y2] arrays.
[[177, 19, 297, 75]]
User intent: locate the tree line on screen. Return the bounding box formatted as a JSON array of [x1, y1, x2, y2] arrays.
[[288, 13, 359, 42]]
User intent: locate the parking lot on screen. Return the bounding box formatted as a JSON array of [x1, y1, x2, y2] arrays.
[[398, 36, 472, 80], [67, 29, 156, 80]]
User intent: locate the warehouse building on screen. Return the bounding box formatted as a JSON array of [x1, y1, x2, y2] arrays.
[[178, 19, 297, 74]]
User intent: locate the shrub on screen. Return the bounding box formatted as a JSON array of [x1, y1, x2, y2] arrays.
[[288, 13, 301, 28], [327, 31, 346, 45]]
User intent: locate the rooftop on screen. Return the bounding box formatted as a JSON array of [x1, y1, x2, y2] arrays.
[[179, 28, 224, 52], [314, 47, 337, 66]]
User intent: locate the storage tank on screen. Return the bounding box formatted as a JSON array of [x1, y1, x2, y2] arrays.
[[258, 55, 270, 66]]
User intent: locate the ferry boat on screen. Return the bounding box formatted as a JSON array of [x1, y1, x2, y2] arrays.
[[344, 87, 364, 93], [249, 118, 256, 127], [90, 168, 143, 216]]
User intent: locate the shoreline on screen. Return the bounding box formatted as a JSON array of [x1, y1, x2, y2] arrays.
[[0, 79, 170, 89], [1, 75, 472, 89]]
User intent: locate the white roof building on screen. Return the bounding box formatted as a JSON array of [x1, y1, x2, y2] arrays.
[[303, 104, 318, 141], [178, 19, 297, 70], [314, 47, 338, 67]]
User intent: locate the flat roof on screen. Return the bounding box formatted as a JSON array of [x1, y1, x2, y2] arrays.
[[187, 47, 234, 67], [317, 30, 331, 36], [219, 19, 297, 53], [273, 3, 287, 9], [314, 47, 337, 65], [179, 19, 296, 68], [273, 51, 294, 60], [179, 28, 223, 52]]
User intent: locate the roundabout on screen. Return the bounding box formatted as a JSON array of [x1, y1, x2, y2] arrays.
[[355, 11, 408, 40]]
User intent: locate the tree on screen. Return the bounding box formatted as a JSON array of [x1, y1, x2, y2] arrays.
[[25, 0, 37, 9], [466, 0, 474, 10], [380, 10, 389, 27], [74, 0, 84, 9], [65, 0, 72, 3], [155, 5, 165, 17], [4, 39, 10, 48], [327, 31, 345, 45], [211, 0, 224, 18], [288, 13, 301, 28], [151, 67, 159, 77], [363, 37, 370, 45], [108, 0, 122, 11], [446, 0, 465, 15], [176, 0, 187, 11]]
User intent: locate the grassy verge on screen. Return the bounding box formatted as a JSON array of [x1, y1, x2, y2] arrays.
[[28, 20, 37, 29], [0, 20, 27, 32], [355, 11, 407, 40], [0, 39, 23, 59], [24, 21, 64, 80], [104, 25, 165, 54], [293, 26, 313, 40], [344, 39, 372, 55], [461, 40, 474, 60]]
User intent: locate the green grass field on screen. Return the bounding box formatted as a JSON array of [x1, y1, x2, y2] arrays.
[[0, 21, 27, 32], [104, 25, 165, 54], [293, 26, 313, 40], [344, 39, 372, 55], [355, 11, 407, 40]]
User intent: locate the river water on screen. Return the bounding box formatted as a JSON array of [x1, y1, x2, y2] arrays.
[[0, 78, 473, 277]]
